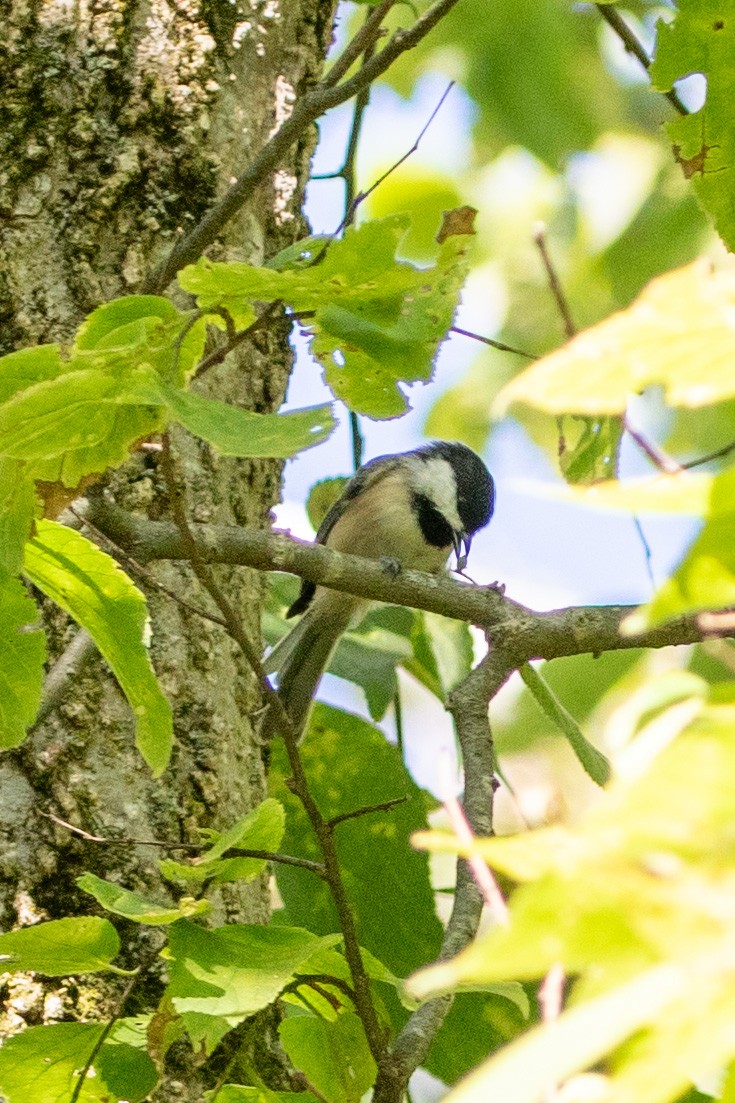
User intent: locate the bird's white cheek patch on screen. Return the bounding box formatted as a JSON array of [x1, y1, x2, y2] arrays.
[[410, 456, 463, 533]]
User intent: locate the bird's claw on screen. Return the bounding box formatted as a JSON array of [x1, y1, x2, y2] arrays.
[[379, 556, 402, 578]]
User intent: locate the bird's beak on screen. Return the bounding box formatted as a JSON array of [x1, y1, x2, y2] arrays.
[[454, 533, 471, 572]]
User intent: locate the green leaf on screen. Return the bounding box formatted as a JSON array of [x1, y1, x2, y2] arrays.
[[651, 2, 735, 251], [425, 991, 530, 1085], [180, 217, 471, 420], [519, 663, 611, 786], [0, 1023, 156, 1103], [0, 460, 36, 574], [74, 296, 206, 386], [160, 798, 286, 885], [440, 966, 687, 1103], [0, 344, 65, 404], [494, 651, 643, 757], [403, 610, 474, 702], [279, 1012, 377, 1103], [163, 386, 335, 457], [270, 704, 442, 977], [623, 468, 735, 631], [77, 873, 209, 924], [24, 521, 173, 774], [74, 295, 179, 350], [0, 573, 45, 749], [0, 916, 120, 975], [0, 367, 166, 487], [207, 1089, 318, 1103], [306, 476, 350, 531], [558, 416, 622, 484], [313, 233, 471, 418], [328, 626, 411, 721], [95, 1037, 158, 1103], [166, 920, 340, 1051], [495, 264, 735, 417]]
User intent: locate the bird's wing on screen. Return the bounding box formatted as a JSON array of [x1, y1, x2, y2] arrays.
[[286, 454, 401, 618]]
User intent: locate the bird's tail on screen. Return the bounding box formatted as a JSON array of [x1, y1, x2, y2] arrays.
[[264, 597, 356, 737]]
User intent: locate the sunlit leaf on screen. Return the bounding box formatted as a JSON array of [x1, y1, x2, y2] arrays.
[[279, 1012, 377, 1103], [0, 916, 120, 975], [0, 573, 45, 749], [24, 521, 173, 774], [77, 873, 209, 924], [409, 705, 735, 1103], [495, 264, 735, 416], [166, 919, 340, 1026], [0, 344, 65, 404], [651, 2, 735, 251], [0, 460, 36, 574], [0, 1023, 156, 1103], [163, 388, 335, 457], [160, 798, 286, 885]]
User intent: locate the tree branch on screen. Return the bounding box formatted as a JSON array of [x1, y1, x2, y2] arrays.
[[595, 4, 689, 117], [143, 0, 462, 294], [83, 497, 722, 659], [373, 648, 510, 1100]]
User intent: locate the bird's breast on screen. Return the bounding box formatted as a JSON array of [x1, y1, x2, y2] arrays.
[[324, 471, 452, 573]]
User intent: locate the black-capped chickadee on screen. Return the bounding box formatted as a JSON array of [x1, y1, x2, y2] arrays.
[[265, 441, 495, 736]]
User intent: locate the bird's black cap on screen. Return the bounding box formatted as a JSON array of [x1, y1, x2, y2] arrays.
[[418, 440, 495, 536]]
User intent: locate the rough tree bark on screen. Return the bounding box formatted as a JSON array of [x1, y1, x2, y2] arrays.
[[0, 0, 336, 1090]]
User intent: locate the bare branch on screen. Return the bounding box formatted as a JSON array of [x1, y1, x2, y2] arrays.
[[533, 223, 576, 341], [328, 796, 408, 829], [83, 498, 724, 658], [451, 325, 538, 359], [373, 648, 509, 1099], [595, 4, 689, 117], [323, 0, 397, 89]]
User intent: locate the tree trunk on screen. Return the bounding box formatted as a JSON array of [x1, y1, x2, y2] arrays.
[[0, 0, 336, 1087]]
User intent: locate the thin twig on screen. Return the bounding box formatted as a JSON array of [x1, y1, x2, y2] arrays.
[[595, 4, 689, 116], [451, 325, 538, 359], [533, 224, 577, 340], [69, 505, 228, 630], [279, 720, 389, 1065], [287, 972, 358, 1004], [328, 795, 408, 829], [323, 0, 396, 88], [682, 439, 735, 470], [40, 810, 326, 876], [193, 299, 284, 380], [632, 515, 656, 591], [623, 416, 683, 475], [338, 79, 455, 233], [70, 945, 162, 1103], [144, 0, 463, 293]]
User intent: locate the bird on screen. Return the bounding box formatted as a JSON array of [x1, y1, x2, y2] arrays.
[[264, 440, 495, 738]]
